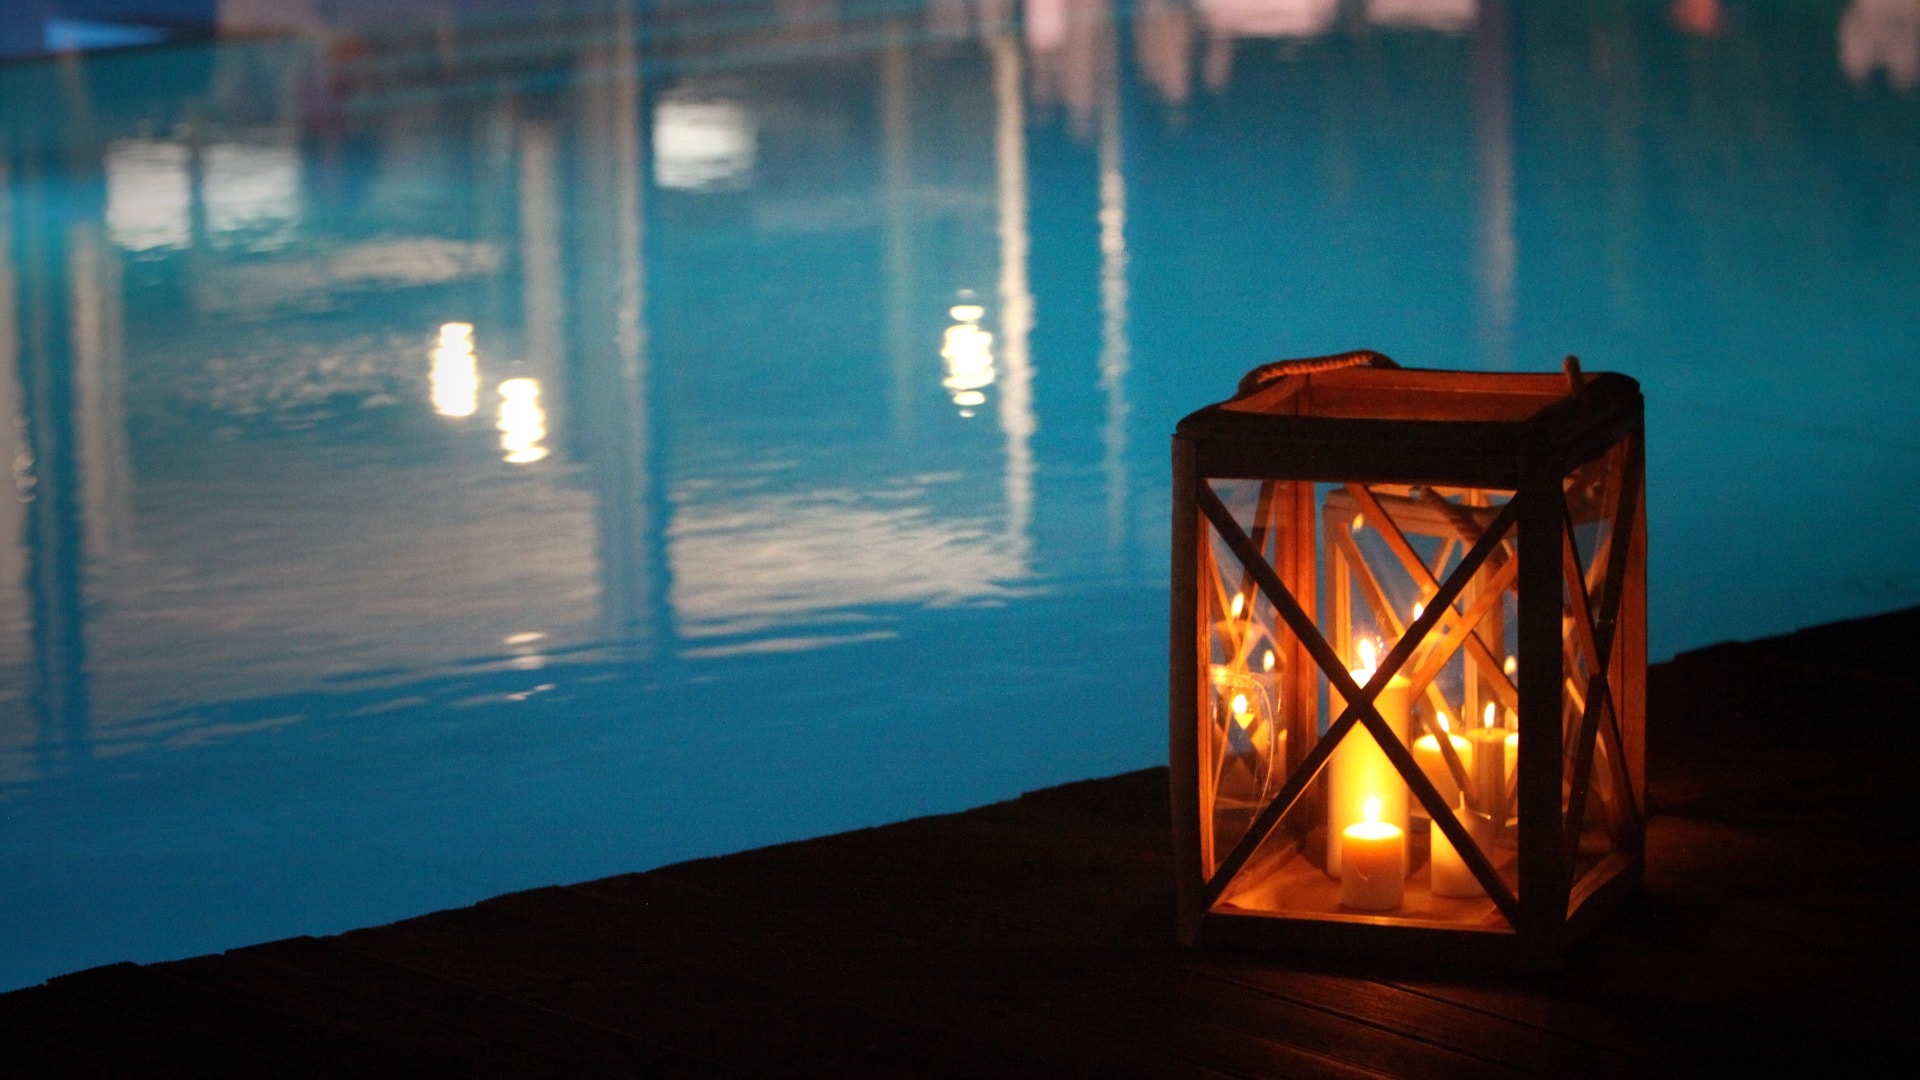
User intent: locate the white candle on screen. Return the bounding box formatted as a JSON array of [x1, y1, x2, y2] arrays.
[[1326, 640, 1412, 877], [1466, 702, 1508, 814], [1430, 796, 1493, 898], [1340, 797, 1406, 911], [1412, 714, 1468, 810]]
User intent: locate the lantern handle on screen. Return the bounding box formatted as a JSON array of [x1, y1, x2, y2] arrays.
[[1234, 349, 1399, 397]]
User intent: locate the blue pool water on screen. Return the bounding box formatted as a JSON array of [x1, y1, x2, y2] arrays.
[[2, 0, 1917, 990]]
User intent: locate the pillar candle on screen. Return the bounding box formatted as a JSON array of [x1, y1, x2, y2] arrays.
[[1412, 717, 1469, 810], [1327, 643, 1412, 878], [1340, 797, 1406, 911], [1466, 704, 1509, 814], [1430, 797, 1494, 898]]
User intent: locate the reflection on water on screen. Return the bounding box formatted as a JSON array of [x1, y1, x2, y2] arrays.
[[429, 322, 480, 418], [496, 378, 550, 464], [1842, 0, 1920, 91], [1, 0, 1919, 991], [653, 97, 757, 192], [941, 301, 995, 414]]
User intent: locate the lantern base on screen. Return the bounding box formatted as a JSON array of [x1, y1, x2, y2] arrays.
[[1191, 851, 1641, 972]]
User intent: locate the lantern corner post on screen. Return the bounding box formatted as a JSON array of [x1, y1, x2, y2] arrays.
[[1170, 433, 1208, 941], [1515, 460, 1572, 947], [1619, 429, 1649, 856]]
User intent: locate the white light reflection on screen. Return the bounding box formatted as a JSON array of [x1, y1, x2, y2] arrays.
[[1097, 30, 1132, 566], [992, 22, 1037, 568], [497, 378, 549, 463], [430, 323, 480, 418], [1365, 0, 1478, 33], [1841, 0, 1920, 91], [204, 141, 302, 250], [653, 99, 756, 192], [941, 302, 996, 417], [105, 140, 191, 252], [1198, 0, 1337, 39]]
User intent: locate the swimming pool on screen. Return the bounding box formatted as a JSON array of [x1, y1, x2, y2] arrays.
[[2, 0, 1916, 991]]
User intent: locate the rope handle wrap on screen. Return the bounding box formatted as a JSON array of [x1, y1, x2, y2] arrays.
[[1235, 349, 1400, 397]]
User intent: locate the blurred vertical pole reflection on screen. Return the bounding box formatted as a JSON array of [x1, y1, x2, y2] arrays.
[[7, 143, 92, 772], [881, 22, 917, 442], [991, 1, 1036, 569], [0, 156, 33, 782], [1472, 0, 1515, 370], [518, 119, 567, 442], [1095, 8, 1132, 572], [572, 4, 669, 654], [67, 223, 131, 567]]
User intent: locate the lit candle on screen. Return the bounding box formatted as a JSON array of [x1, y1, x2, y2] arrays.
[[1340, 797, 1406, 911], [1466, 702, 1509, 814], [1430, 795, 1493, 898], [1412, 713, 1469, 809], [1327, 639, 1412, 878]]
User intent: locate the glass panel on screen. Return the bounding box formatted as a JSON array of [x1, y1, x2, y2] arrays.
[[1206, 482, 1523, 927], [1199, 479, 1306, 878], [1563, 443, 1637, 916]]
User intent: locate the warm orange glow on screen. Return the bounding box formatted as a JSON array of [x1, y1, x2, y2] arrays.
[[1362, 795, 1381, 824], [1504, 655, 1518, 678], [1230, 592, 1245, 618], [1262, 648, 1276, 673], [1438, 712, 1451, 733], [1355, 638, 1379, 679], [1483, 701, 1498, 728], [1230, 692, 1250, 720]]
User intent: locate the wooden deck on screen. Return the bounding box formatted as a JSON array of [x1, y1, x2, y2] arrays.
[[5, 606, 1917, 1076]]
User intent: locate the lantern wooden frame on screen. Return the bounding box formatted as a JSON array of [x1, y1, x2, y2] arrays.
[[1170, 353, 1646, 967]]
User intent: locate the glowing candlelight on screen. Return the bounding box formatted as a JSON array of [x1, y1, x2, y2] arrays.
[[1327, 638, 1412, 878], [1340, 796, 1406, 911], [1414, 711, 1469, 809], [1467, 701, 1509, 814], [1430, 794, 1492, 898]]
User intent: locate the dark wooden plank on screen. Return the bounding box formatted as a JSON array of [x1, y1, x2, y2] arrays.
[[45, 961, 366, 1077], [474, 877, 1236, 1079], [0, 981, 192, 1078], [1044, 973, 1392, 1080], [342, 902, 879, 1077], [239, 936, 688, 1076], [1190, 960, 1669, 1077], [151, 942, 636, 1078], [1111, 965, 1520, 1080]]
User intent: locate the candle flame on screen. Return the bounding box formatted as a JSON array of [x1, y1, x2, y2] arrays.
[[1504, 655, 1518, 678], [1363, 796, 1382, 824], [1483, 701, 1498, 729], [1412, 601, 1424, 620], [1356, 638, 1378, 675], [1262, 649, 1276, 673], [1231, 693, 1250, 720], [1437, 712, 1450, 733], [1351, 515, 1365, 534], [1229, 593, 1245, 619]]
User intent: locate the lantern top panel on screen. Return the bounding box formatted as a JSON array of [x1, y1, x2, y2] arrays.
[[1175, 364, 1641, 486]]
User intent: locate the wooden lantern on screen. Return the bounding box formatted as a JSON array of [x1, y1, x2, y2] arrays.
[[1170, 352, 1646, 966]]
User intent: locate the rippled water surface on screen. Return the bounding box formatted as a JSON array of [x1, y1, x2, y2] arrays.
[[2, 0, 1917, 989]]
